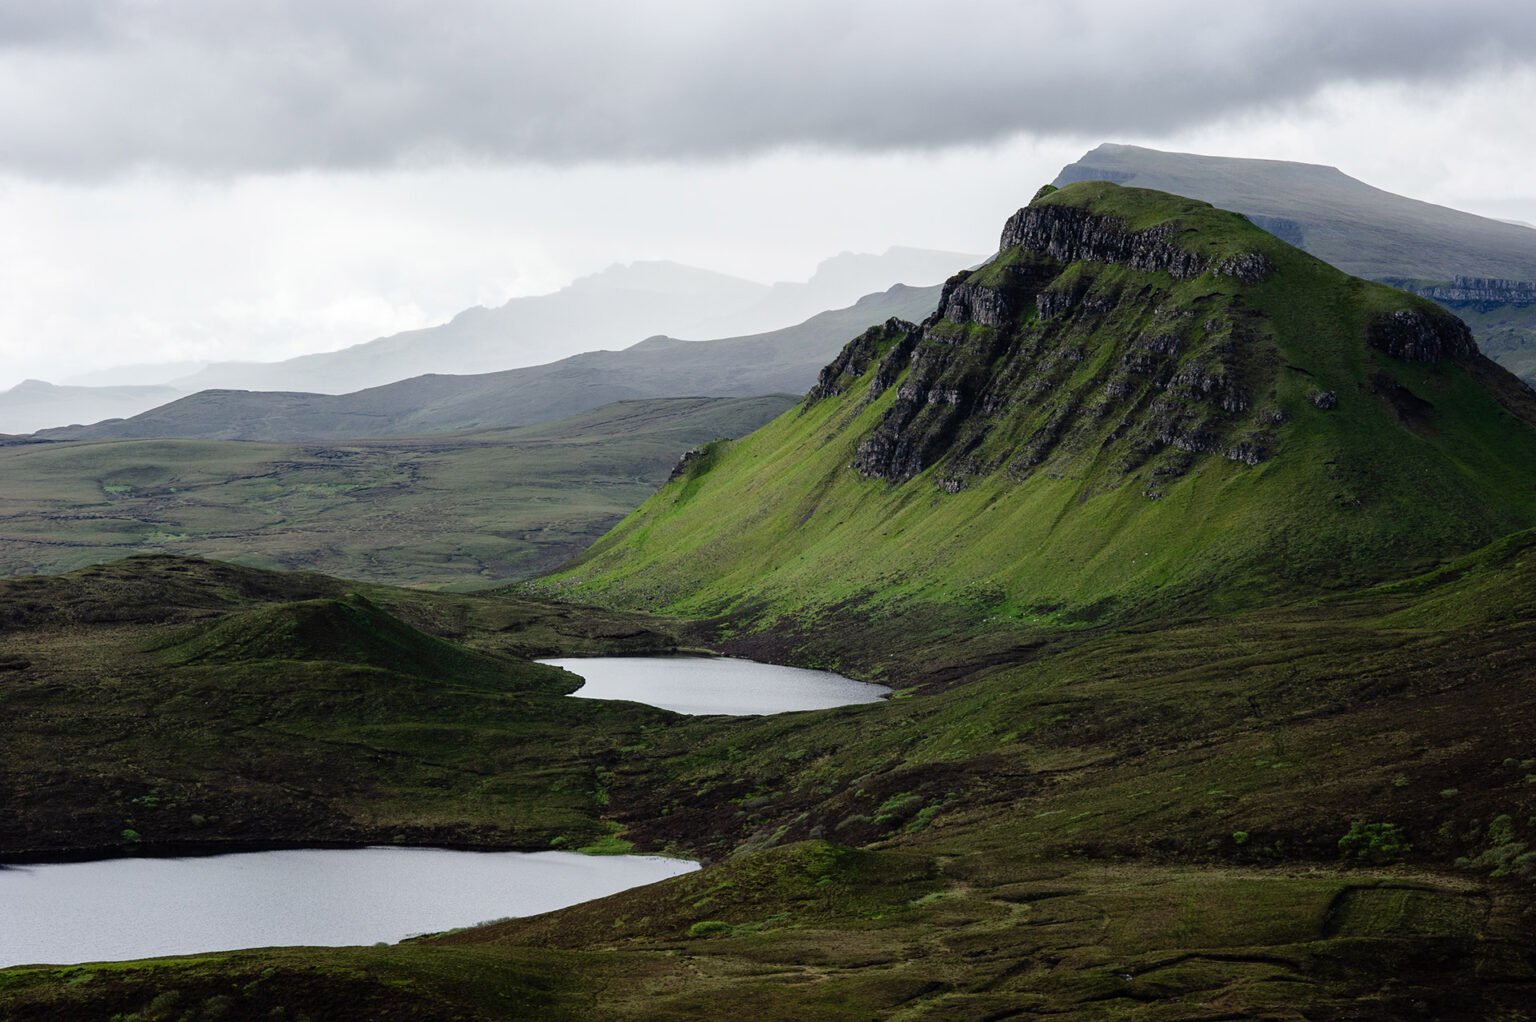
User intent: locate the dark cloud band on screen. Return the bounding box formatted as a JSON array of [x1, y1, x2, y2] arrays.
[[0, 0, 1531, 177]]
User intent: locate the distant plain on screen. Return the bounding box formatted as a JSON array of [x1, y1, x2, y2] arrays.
[[0, 395, 792, 588]]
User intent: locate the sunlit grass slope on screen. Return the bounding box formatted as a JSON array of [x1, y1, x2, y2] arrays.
[[544, 184, 1536, 631]]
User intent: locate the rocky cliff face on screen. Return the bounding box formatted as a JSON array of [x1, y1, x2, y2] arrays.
[[820, 192, 1475, 493], [999, 205, 1275, 284], [805, 319, 917, 407], [1416, 276, 1536, 306]]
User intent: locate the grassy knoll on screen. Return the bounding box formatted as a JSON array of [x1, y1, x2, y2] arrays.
[[0, 395, 792, 589], [0, 555, 687, 860]]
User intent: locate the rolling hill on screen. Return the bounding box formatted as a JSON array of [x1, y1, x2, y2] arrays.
[[38, 283, 940, 442], [0, 379, 185, 436]]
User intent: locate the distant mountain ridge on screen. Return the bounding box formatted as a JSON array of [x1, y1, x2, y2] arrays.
[[9, 246, 974, 436], [1054, 143, 1536, 382], [1054, 143, 1536, 282], [0, 379, 185, 436], [164, 247, 979, 396], [39, 283, 943, 442]]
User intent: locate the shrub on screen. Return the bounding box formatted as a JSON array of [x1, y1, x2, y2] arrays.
[[687, 920, 732, 938], [1337, 821, 1412, 863]]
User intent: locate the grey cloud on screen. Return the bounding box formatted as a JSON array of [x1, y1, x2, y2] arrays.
[[1, 0, 1533, 177]]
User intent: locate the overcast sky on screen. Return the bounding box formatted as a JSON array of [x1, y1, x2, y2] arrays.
[[3, 0, 1536, 387]]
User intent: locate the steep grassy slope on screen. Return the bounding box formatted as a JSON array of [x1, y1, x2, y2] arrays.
[[543, 183, 1536, 639], [0, 395, 792, 587]]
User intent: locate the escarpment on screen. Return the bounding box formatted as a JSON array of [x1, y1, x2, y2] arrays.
[[999, 204, 1275, 284], [550, 182, 1536, 628], [1396, 276, 1536, 307], [837, 183, 1479, 491]]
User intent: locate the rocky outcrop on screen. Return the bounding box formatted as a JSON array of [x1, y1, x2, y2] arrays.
[[997, 204, 1274, 284], [836, 188, 1482, 496], [939, 280, 1011, 328], [1000, 205, 1207, 279], [804, 319, 918, 408], [1213, 251, 1274, 284], [668, 445, 708, 481], [1168, 362, 1247, 414], [1037, 275, 1115, 321], [867, 331, 921, 397], [1365, 308, 1478, 363]]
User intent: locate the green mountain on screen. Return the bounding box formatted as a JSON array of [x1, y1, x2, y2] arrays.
[[544, 182, 1536, 636], [0, 395, 794, 587], [1055, 143, 1536, 382], [38, 283, 939, 442]]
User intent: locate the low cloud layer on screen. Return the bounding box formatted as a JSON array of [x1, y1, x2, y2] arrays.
[[3, 0, 1534, 178]]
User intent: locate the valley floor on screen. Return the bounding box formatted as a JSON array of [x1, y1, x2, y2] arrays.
[[1, 536, 1535, 1019]]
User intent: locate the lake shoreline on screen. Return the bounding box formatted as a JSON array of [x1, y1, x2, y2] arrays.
[[539, 653, 890, 715], [0, 836, 696, 869], [2, 847, 701, 969]]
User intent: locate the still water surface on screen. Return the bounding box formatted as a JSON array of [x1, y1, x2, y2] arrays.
[[539, 655, 890, 715], [0, 847, 697, 967]]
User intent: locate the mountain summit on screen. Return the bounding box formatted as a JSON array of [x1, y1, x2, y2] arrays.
[[1053, 143, 1536, 283], [1054, 143, 1536, 382], [545, 183, 1536, 633]]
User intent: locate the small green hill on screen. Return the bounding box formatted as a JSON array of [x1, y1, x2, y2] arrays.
[[154, 593, 512, 686], [0, 555, 685, 860], [543, 183, 1536, 635]]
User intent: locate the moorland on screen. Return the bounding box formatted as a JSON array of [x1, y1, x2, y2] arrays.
[[3, 182, 1536, 1020]]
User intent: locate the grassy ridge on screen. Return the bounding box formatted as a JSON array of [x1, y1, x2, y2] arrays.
[[0, 395, 792, 589], [540, 185, 1536, 638]]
